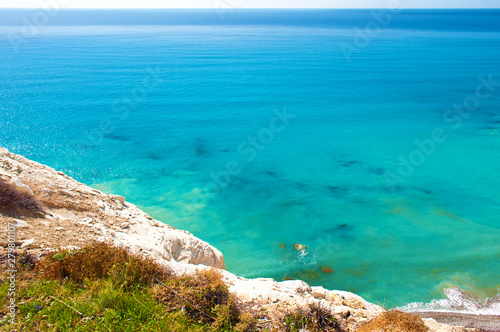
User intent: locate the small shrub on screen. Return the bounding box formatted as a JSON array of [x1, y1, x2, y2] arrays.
[[36, 242, 171, 288], [281, 302, 343, 332], [233, 312, 257, 332], [155, 268, 253, 330], [0, 178, 44, 217], [356, 309, 429, 332], [282, 307, 312, 332], [309, 302, 341, 330], [18, 250, 38, 270]]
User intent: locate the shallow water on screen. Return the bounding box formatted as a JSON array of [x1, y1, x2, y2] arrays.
[[1, 9, 500, 307]]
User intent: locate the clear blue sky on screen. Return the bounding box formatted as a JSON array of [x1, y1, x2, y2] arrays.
[[1, 0, 499, 8]]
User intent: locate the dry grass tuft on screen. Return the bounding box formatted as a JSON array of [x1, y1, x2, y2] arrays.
[[154, 268, 255, 330], [356, 309, 429, 332], [0, 179, 44, 217], [36, 242, 171, 288], [280, 302, 344, 332]]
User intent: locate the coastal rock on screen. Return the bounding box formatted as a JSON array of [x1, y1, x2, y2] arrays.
[[311, 286, 329, 299], [21, 239, 36, 248], [0, 147, 10, 158], [0, 167, 13, 181], [109, 217, 225, 269], [112, 195, 126, 204], [9, 177, 34, 196], [58, 189, 75, 198], [294, 243, 307, 250], [161, 230, 225, 268], [423, 318, 470, 332], [14, 219, 29, 228]]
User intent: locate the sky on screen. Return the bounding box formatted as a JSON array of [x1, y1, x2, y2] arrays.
[[0, 0, 499, 8]]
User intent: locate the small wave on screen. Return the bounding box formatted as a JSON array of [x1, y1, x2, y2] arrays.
[[399, 287, 500, 315]]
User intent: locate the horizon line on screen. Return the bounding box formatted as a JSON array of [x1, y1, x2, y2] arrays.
[[2, 7, 500, 9]]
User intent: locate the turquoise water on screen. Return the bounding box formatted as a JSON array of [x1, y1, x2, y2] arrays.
[[1, 10, 500, 307]]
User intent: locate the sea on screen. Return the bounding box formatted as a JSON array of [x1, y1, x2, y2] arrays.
[[1, 8, 500, 310]]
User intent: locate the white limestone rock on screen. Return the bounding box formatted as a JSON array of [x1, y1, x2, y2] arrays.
[[112, 195, 126, 204], [0, 147, 10, 157], [159, 228, 225, 268], [423, 318, 469, 332], [21, 239, 36, 248], [14, 219, 29, 228], [9, 177, 34, 196]]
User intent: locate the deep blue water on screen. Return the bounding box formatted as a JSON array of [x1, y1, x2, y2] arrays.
[[1, 9, 500, 307]]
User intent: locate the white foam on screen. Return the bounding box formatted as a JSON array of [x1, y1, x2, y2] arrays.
[[399, 287, 500, 315]]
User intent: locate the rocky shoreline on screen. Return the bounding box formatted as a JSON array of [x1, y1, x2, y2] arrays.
[[416, 312, 500, 331], [0, 147, 494, 331]]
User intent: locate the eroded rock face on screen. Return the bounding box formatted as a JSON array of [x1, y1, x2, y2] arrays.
[[0, 147, 224, 269], [161, 230, 225, 267]]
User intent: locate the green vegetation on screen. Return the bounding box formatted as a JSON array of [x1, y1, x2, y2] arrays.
[[1, 276, 206, 331], [0, 243, 254, 331]]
